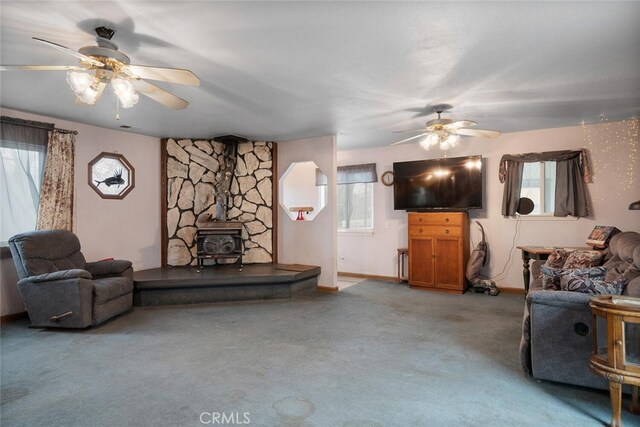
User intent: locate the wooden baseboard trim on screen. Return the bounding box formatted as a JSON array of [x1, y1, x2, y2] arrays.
[[317, 285, 339, 293], [338, 272, 397, 283], [0, 311, 28, 324], [497, 286, 525, 294]]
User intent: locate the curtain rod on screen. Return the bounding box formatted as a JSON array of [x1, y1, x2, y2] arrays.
[[1, 115, 78, 135], [54, 128, 78, 135]]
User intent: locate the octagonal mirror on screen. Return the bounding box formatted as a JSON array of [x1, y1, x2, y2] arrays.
[[88, 152, 135, 199], [279, 161, 327, 221]]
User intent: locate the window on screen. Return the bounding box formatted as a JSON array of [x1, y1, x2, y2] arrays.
[[500, 150, 589, 217], [0, 120, 50, 243], [336, 163, 377, 232], [338, 182, 374, 230], [520, 161, 556, 215]]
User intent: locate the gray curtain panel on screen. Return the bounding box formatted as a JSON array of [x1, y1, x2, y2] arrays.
[[316, 163, 379, 186], [554, 156, 588, 217], [336, 163, 378, 185], [501, 161, 524, 216], [0, 117, 52, 146], [499, 149, 591, 217]]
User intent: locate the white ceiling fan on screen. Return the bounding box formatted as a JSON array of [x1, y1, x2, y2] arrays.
[[0, 26, 199, 111], [392, 104, 501, 150]]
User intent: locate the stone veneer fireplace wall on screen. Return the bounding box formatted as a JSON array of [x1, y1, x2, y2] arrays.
[[164, 138, 274, 266]]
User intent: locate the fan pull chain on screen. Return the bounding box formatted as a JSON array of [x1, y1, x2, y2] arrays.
[[116, 97, 120, 121]]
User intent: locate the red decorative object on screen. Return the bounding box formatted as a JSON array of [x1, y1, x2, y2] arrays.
[[289, 207, 313, 221]]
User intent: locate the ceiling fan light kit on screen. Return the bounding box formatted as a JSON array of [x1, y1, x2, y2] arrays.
[[418, 130, 460, 151], [392, 104, 501, 151], [1, 26, 199, 114], [66, 70, 99, 104]]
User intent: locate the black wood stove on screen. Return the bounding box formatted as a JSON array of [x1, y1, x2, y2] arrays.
[[195, 221, 244, 271]]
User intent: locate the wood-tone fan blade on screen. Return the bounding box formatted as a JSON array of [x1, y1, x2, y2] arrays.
[[0, 65, 84, 71], [124, 64, 200, 86], [32, 37, 105, 68], [444, 120, 477, 130], [391, 133, 427, 146], [392, 128, 428, 134], [130, 79, 189, 110], [456, 128, 502, 138], [74, 81, 107, 106]]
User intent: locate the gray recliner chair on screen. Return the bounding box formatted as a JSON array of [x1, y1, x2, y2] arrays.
[[8, 230, 134, 328]]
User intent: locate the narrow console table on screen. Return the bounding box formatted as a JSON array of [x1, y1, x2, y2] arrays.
[[517, 246, 554, 294], [397, 248, 408, 283], [517, 246, 592, 294]]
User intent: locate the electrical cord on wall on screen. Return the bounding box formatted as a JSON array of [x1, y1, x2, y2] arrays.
[[488, 215, 521, 282]]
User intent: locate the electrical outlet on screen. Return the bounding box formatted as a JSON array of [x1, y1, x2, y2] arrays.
[[384, 222, 390, 229]]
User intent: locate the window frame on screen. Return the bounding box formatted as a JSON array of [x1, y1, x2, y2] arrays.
[[337, 181, 375, 234], [520, 161, 556, 217], [0, 138, 48, 245]]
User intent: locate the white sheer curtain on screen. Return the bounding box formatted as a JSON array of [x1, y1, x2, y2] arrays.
[[0, 120, 49, 242]]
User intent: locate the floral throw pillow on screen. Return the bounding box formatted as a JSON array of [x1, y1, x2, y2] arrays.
[[563, 250, 604, 269], [541, 266, 606, 291], [545, 249, 572, 268], [541, 265, 563, 290], [561, 274, 629, 295]]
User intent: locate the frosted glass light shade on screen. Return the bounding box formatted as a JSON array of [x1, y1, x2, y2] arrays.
[[78, 86, 99, 105], [440, 134, 459, 150], [66, 71, 93, 94], [111, 78, 139, 108]]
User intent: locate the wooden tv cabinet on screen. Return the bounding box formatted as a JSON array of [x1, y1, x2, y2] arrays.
[[408, 212, 469, 294]]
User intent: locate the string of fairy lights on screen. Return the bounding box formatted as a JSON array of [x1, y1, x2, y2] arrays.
[[582, 115, 639, 200]]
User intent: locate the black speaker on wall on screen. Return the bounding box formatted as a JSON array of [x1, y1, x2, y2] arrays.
[[517, 197, 534, 215]]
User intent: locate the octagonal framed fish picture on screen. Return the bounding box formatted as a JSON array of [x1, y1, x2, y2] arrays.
[[88, 152, 135, 199]]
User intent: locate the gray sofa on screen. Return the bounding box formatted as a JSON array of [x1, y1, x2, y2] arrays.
[[520, 231, 640, 389], [8, 230, 134, 328]]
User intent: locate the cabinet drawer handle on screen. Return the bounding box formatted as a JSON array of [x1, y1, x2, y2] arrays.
[[418, 217, 423, 222], [445, 229, 450, 234], [419, 228, 423, 234], [445, 218, 450, 222]]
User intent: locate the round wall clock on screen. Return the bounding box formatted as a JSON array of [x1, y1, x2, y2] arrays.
[[381, 171, 394, 186], [88, 152, 135, 199]]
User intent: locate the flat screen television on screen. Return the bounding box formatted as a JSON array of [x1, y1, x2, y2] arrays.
[[393, 155, 483, 211]]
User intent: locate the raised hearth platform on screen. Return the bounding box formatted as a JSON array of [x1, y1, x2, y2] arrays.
[[133, 264, 320, 306]]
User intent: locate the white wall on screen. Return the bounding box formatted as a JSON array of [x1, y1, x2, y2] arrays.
[[1, 108, 161, 315], [338, 120, 640, 289], [277, 135, 337, 288]]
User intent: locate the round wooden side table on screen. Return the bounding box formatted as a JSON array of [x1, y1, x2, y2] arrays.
[[589, 295, 640, 427]]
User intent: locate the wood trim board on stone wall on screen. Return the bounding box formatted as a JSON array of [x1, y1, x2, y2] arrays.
[[161, 139, 168, 267]]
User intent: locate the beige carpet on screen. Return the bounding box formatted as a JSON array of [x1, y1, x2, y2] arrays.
[[1, 279, 625, 426]]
